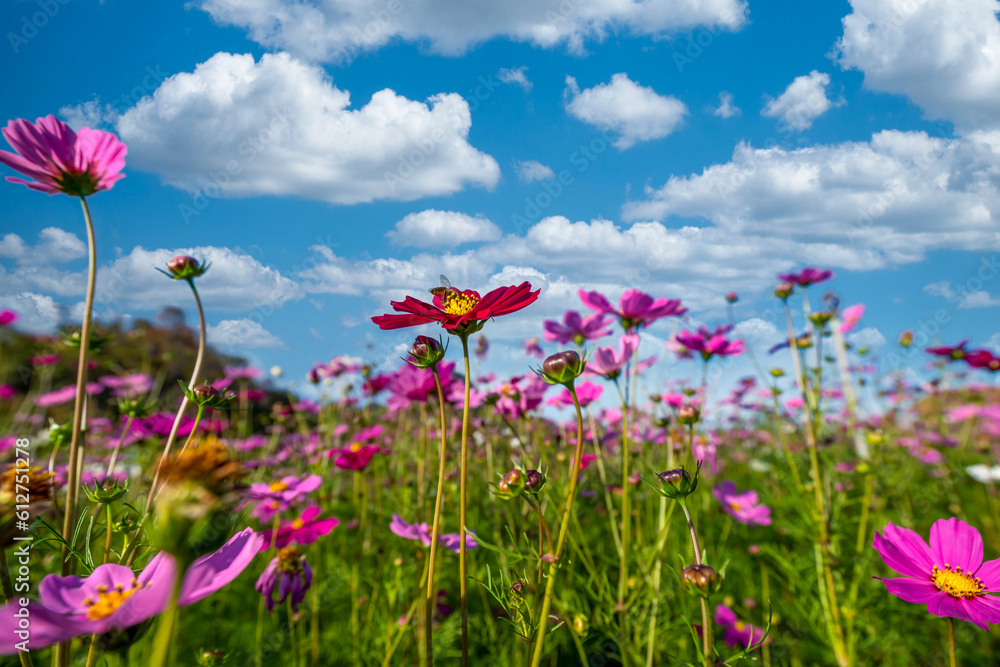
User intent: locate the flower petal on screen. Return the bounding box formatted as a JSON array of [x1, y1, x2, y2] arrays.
[[930, 517, 983, 574], [876, 577, 940, 604], [974, 557, 1000, 590], [873, 523, 933, 579], [928, 594, 987, 630]]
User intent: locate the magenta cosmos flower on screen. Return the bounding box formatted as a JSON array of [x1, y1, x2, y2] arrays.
[[0, 528, 261, 654], [256, 546, 313, 614], [260, 506, 340, 551], [371, 281, 539, 335], [579, 288, 686, 331], [965, 349, 1000, 372], [0, 310, 17, 327], [713, 481, 772, 526], [330, 442, 381, 470], [838, 304, 865, 334], [926, 339, 970, 362], [543, 310, 612, 345], [777, 267, 834, 287], [0, 116, 126, 197], [247, 474, 322, 520], [873, 517, 1000, 630]]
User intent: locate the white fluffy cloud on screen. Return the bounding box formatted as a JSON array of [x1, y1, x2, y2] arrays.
[[386, 210, 501, 248], [848, 326, 887, 348], [0, 293, 63, 333], [197, 0, 747, 62], [714, 91, 741, 119], [0, 228, 86, 265], [208, 319, 286, 349], [924, 281, 1000, 308], [116, 52, 500, 205], [762, 70, 839, 131], [623, 130, 1000, 265], [837, 0, 1000, 131], [516, 160, 556, 183], [565, 74, 688, 149], [0, 231, 303, 315]]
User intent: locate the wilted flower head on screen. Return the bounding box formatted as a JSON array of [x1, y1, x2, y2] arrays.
[[0, 115, 126, 196], [255, 546, 313, 614]]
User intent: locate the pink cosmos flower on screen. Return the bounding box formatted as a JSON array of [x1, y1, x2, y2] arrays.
[[372, 282, 539, 334], [675, 325, 745, 360], [543, 310, 612, 345], [389, 514, 477, 553], [256, 546, 312, 614], [0, 385, 14, 401], [523, 337, 545, 358], [0, 529, 261, 654], [578, 289, 686, 331], [873, 518, 1000, 630], [247, 474, 322, 520], [35, 383, 103, 407], [965, 349, 1000, 372], [0, 310, 17, 327], [548, 381, 603, 408], [714, 604, 770, 648], [260, 506, 339, 551], [585, 335, 639, 380], [926, 340, 970, 361], [839, 304, 865, 334], [0, 115, 126, 196], [224, 365, 262, 380], [777, 267, 834, 287], [713, 481, 772, 526]]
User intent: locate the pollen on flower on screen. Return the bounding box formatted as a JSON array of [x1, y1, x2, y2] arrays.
[[86, 579, 142, 620], [349, 442, 362, 453], [932, 564, 985, 599], [292, 518, 305, 530], [730, 502, 742, 512], [277, 546, 305, 573], [270, 481, 290, 492], [442, 290, 479, 316]]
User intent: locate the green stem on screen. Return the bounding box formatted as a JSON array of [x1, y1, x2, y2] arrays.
[[425, 366, 449, 667], [57, 197, 99, 667], [178, 404, 207, 456], [458, 334, 472, 667], [947, 618, 956, 667], [143, 279, 207, 517], [529, 383, 585, 667], [288, 597, 299, 667]]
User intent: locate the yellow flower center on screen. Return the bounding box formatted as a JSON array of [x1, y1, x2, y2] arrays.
[[932, 564, 985, 599], [729, 502, 742, 512], [85, 580, 144, 620], [349, 442, 362, 453], [442, 290, 479, 316], [292, 518, 305, 530], [270, 481, 289, 492]]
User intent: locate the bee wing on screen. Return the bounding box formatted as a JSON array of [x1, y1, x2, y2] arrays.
[[439, 274, 452, 289]]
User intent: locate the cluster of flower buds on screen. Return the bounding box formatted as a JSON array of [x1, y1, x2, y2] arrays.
[[494, 462, 546, 500], [406, 335, 447, 369]]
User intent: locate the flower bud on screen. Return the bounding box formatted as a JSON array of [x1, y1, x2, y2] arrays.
[[536, 350, 586, 387], [164, 255, 208, 281], [725, 291, 738, 304], [192, 384, 221, 403], [774, 282, 794, 300], [677, 404, 700, 425], [495, 468, 525, 499], [572, 614, 588, 635], [523, 469, 546, 494], [655, 464, 700, 501], [682, 564, 721, 598], [83, 478, 130, 504], [808, 311, 832, 328], [898, 330, 914, 348], [406, 335, 446, 369], [196, 651, 229, 667]]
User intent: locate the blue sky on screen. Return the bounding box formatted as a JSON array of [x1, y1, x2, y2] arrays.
[[1, 0, 998, 398]]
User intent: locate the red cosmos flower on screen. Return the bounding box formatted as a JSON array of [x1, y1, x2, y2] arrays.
[[371, 281, 540, 335], [330, 442, 380, 470], [965, 349, 1000, 372], [926, 339, 970, 362]]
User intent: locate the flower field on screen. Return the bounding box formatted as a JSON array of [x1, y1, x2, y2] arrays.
[[1, 115, 1000, 667]]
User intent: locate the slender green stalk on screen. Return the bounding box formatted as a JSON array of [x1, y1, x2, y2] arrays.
[[288, 597, 300, 667], [424, 366, 449, 666], [645, 493, 668, 667], [947, 618, 956, 667], [0, 554, 33, 667], [679, 500, 712, 667], [143, 279, 207, 515], [57, 197, 99, 667], [529, 384, 585, 667], [177, 404, 207, 456], [458, 334, 472, 667]]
